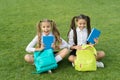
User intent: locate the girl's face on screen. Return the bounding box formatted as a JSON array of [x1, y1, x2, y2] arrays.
[[41, 22, 52, 35], [76, 19, 87, 30]]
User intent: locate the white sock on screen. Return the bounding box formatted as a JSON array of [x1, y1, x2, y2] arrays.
[[55, 55, 62, 63], [48, 70, 52, 74], [96, 61, 104, 68]]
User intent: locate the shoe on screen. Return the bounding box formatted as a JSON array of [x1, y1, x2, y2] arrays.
[[72, 63, 74, 67], [96, 61, 104, 68], [48, 70, 52, 74]]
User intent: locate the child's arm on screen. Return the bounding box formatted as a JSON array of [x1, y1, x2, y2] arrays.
[[25, 35, 38, 53], [59, 38, 68, 49]]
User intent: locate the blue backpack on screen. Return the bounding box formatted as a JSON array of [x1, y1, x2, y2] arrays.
[[33, 49, 58, 74]]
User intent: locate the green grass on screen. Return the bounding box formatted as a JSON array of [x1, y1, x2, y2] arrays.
[[0, 0, 120, 80]]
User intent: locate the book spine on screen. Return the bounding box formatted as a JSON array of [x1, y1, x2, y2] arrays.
[[87, 28, 94, 41]]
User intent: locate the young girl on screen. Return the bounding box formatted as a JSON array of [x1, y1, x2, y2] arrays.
[[68, 14, 105, 67], [24, 19, 69, 73]]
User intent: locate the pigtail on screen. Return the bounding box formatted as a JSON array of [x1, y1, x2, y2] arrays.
[[51, 20, 62, 48], [36, 21, 42, 48], [70, 16, 77, 30], [86, 16, 91, 36], [68, 16, 77, 45]]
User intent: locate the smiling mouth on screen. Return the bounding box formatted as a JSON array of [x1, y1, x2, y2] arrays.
[[44, 31, 49, 34]]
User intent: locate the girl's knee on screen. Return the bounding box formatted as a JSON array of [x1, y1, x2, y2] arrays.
[[24, 54, 33, 63], [68, 56, 71, 62], [24, 54, 30, 61], [68, 56, 75, 62], [100, 51, 105, 58], [97, 51, 105, 59]]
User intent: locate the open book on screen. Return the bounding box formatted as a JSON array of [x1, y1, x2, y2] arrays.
[[43, 36, 54, 50], [87, 28, 101, 44]]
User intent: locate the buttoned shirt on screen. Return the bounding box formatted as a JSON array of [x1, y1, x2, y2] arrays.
[[68, 27, 88, 48]]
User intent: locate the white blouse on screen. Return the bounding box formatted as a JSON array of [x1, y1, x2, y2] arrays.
[[68, 27, 88, 48], [26, 32, 68, 53]]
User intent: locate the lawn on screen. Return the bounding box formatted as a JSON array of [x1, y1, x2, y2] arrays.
[[0, 0, 120, 80]]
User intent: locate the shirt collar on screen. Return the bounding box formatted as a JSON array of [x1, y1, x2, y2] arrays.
[[76, 27, 87, 32], [42, 32, 53, 36]]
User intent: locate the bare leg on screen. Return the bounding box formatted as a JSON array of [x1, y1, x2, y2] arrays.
[[56, 48, 69, 58], [55, 48, 69, 63], [96, 51, 105, 67]]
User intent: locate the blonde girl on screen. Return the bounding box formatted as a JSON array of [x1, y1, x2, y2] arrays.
[[24, 19, 68, 72]]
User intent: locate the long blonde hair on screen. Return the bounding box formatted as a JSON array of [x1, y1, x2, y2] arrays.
[[36, 19, 62, 48]]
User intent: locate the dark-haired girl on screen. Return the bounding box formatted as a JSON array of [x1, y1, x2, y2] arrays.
[[68, 14, 105, 68]]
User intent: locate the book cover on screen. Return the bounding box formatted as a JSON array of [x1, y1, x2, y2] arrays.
[[43, 36, 54, 50], [87, 28, 101, 44]]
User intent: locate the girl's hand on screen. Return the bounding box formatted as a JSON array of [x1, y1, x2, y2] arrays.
[[35, 44, 44, 51], [70, 45, 82, 50], [75, 45, 82, 50], [89, 44, 94, 47], [94, 38, 99, 44]]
